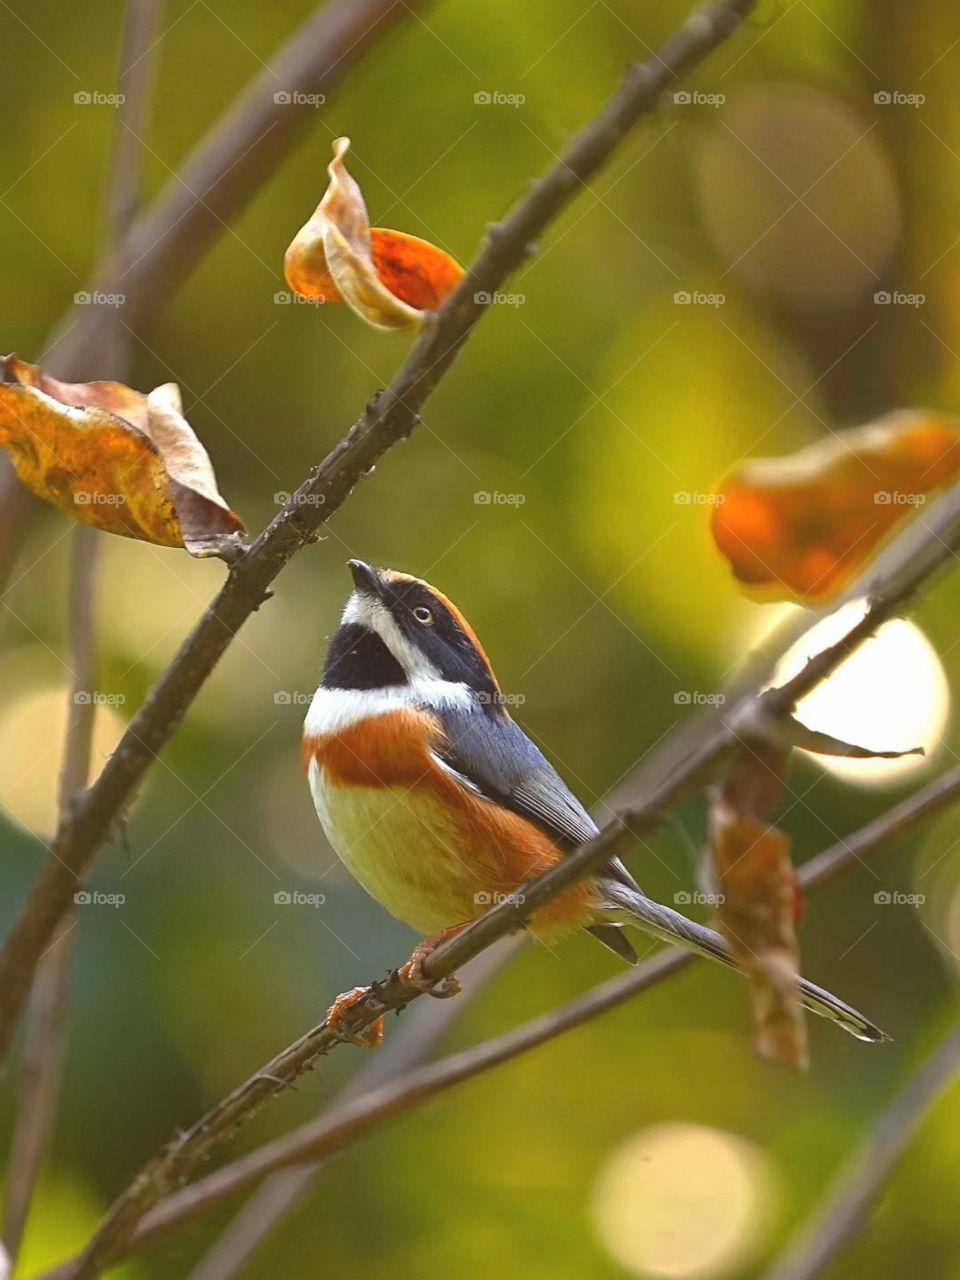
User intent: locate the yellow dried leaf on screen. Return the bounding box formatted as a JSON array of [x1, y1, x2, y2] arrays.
[[0, 355, 244, 557]]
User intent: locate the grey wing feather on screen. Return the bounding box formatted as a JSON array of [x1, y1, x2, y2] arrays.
[[433, 704, 599, 847], [432, 705, 641, 961], [431, 706, 886, 1039]]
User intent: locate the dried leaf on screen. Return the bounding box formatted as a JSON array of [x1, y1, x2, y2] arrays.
[[710, 747, 808, 1068], [712, 412, 960, 601], [284, 137, 464, 331], [0, 355, 245, 557]]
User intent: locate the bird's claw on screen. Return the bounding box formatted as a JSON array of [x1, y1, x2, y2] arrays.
[[325, 985, 383, 1048], [397, 928, 464, 999]]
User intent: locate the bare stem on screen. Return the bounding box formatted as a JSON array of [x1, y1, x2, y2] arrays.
[[0, 1, 157, 1257], [0, 0, 427, 584], [0, 2, 762, 1274], [1, 525, 99, 1261], [760, 1020, 960, 1280], [39, 762, 960, 1280], [182, 943, 518, 1280], [0, 0, 762, 1068], [62, 531, 960, 1280]]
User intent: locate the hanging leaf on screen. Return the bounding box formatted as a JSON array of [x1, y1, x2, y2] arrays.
[[711, 794, 807, 1068], [709, 744, 808, 1068], [0, 355, 245, 558], [712, 412, 960, 600], [284, 137, 464, 331]]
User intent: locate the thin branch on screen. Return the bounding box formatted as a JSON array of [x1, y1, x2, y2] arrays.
[[183, 942, 518, 1280], [186, 761, 960, 1280], [0, 3, 763, 1274], [0, 527, 99, 1261], [39, 762, 960, 1279], [760, 1020, 960, 1280], [0, 0, 762, 1062], [0, 0, 428, 579], [44, 0, 427, 366], [59, 521, 960, 1280], [418, 480, 960, 988], [801, 763, 960, 891], [1, 2, 157, 1258]]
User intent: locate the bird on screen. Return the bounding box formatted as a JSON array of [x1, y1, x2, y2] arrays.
[[302, 559, 886, 1048]]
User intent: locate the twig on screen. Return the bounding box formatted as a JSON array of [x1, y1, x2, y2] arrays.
[[0, 525, 99, 1261], [801, 764, 960, 891], [1, 3, 763, 1274], [44, 0, 426, 364], [39, 763, 960, 1279], [1, 1, 157, 1258], [0, 0, 762, 1065], [183, 943, 518, 1280], [418, 481, 960, 987], [0, 0, 428, 581], [186, 762, 960, 1280], [760, 1021, 960, 1280], [59, 515, 960, 1280]]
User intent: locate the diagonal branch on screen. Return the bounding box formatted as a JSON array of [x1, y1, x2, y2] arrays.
[[51, 491, 960, 1280], [0, 527, 100, 1264], [0, 0, 430, 577], [40, 761, 960, 1280], [760, 1019, 960, 1280], [420, 484, 960, 986], [0, 0, 762, 1064], [42, 0, 430, 367], [181, 943, 519, 1280], [181, 772, 960, 1276], [1, 1, 158, 1260]]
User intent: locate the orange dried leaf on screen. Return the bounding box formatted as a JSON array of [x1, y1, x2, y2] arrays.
[[0, 355, 245, 557], [284, 137, 464, 330], [712, 412, 960, 601]]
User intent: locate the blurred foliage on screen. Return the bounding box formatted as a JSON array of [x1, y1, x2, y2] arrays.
[[1, 0, 960, 1276]]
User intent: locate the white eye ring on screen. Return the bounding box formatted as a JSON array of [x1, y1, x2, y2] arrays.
[[413, 605, 434, 625]]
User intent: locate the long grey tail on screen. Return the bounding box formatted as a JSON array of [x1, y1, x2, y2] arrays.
[[608, 890, 888, 1044]]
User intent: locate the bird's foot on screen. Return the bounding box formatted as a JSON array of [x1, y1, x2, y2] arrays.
[[325, 985, 383, 1048], [397, 926, 465, 999]]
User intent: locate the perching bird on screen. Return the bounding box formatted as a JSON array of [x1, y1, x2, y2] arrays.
[[302, 560, 885, 1046]]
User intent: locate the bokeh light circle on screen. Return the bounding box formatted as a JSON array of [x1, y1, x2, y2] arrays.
[[591, 1122, 777, 1279], [694, 85, 900, 306], [0, 685, 126, 834]]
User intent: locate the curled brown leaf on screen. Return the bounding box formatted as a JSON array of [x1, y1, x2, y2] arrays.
[[0, 355, 245, 558], [284, 137, 464, 330]]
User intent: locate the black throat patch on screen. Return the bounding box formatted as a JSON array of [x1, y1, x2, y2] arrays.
[[322, 623, 406, 690]]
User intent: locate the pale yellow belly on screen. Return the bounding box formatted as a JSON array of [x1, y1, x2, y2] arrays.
[[308, 760, 486, 933]]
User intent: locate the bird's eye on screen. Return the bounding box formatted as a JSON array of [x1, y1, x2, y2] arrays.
[[413, 605, 434, 625]]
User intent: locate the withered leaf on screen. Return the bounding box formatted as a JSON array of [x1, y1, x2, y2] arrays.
[[284, 137, 464, 331], [712, 412, 960, 601], [0, 355, 245, 558], [710, 747, 808, 1069]]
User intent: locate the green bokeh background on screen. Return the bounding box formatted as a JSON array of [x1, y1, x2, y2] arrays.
[[1, 0, 959, 1276]]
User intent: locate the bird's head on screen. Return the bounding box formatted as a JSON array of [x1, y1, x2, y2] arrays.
[[321, 560, 501, 701]]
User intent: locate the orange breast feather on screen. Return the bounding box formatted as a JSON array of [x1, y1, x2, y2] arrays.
[[303, 708, 601, 938]]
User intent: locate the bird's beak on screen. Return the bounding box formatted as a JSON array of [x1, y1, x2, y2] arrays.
[[347, 559, 385, 599]]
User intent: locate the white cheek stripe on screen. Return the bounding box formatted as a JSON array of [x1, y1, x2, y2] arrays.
[[341, 591, 439, 681], [304, 679, 473, 737]]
